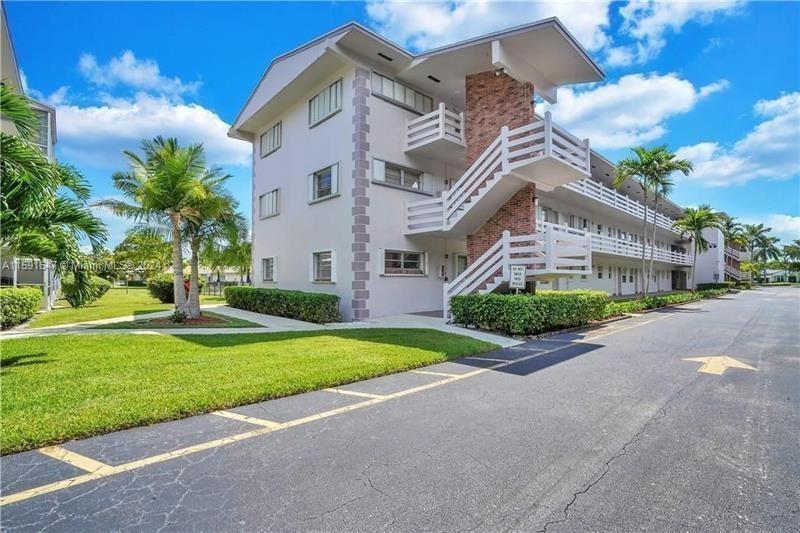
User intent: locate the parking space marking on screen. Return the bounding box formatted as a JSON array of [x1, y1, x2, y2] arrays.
[[212, 410, 282, 429], [410, 369, 459, 378], [323, 388, 386, 400], [38, 446, 112, 474], [463, 356, 512, 363], [2, 304, 699, 508]]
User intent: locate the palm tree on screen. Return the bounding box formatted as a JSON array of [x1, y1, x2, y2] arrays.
[[719, 214, 745, 247], [645, 147, 692, 294], [97, 137, 209, 313], [673, 204, 721, 289], [218, 218, 252, 284], [742, 224, 768, 254], [754, 235, 781, 282], [0, 85, 107, 277], [183, 172, 236, 318]]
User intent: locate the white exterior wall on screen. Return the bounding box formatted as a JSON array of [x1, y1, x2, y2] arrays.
[[694, 227, 725, 286], [251, 65, 356, 318]]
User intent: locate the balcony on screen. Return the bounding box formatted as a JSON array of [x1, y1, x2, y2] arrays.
[[725, 263, 750, 281], [405, 112, 591, 236], [542, 222, 693, 266], [562, 179, 680, 235], [405, 103, 465, 165]]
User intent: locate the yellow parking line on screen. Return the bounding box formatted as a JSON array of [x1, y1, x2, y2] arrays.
[[38, 446, 112, 474], [463, 356, 510, 363], [211, 410, 281, 429], [323, 388, 385, 399], [410, 369, 459, 378], [2, 313, 680, 508]]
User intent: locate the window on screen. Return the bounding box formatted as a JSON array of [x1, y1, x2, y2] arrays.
[[542, 207, 558, 224], [384, 250, 425, 275], [32, 111, 49, 155], [372, 159, 424, 191], [260, 122, 281, 157], [596, 224, 603, 235], [597, 266, 603, 279], [312, 251, 334, 282], [372, 72, 434, 114], [309, 79, 342, 126], [455, 254, 468, 277], [259, 189, 279, 218], [262, 257, 275, 282], [308, 163, 339, 202]]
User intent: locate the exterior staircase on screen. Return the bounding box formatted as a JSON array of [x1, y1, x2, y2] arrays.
[[405, 112, 591, 237]]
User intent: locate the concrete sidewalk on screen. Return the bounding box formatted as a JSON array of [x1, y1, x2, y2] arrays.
[[1, 304, 521, 347]]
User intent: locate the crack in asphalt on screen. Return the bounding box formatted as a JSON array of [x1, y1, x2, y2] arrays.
[[535, 375, 699, 533]]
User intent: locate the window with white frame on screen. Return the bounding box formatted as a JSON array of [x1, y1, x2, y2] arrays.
[[32, 111, 49, 156], [308, 163, 339, 202], [372, 159, 424, 191], [597, 265, 603, 279], [372, 72, 433, 114], [384, 250, 425, 276], [454, 254, 468, 277], [308, 79, 342, 126], [312, 251, 334, 282], [259, 189, 279, 218], [260, 122, 281, 157], [262, 257, 276, 282]]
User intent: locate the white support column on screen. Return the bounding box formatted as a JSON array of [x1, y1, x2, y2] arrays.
[[583, 138, 591, 174], [500, 125, 510, 173], [501, 230, 511, 280], [545, 227, 555, 271], [438, 102, 446, 140], [544, 111, 553, 158], [12, 256, 17, 287]]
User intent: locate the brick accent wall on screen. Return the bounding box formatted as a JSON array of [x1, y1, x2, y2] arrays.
[[464, 71, 537, 263], [351, 68, 371, 320]]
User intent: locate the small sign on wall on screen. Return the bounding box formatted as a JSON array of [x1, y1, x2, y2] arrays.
[[509, 265, 526, 290]]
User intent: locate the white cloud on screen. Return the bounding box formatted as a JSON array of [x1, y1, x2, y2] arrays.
[[544, 73, 728, 149], [675, 92, 800, 186], [78, 51, 201, 97], [606, 0, 744, 66], [53, 91, 250, 168], [19, 69, 29, 93], [740, 214, 800, 246], [366, 0, 611, 52]]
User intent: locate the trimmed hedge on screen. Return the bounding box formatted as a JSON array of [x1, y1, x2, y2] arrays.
[[0, 287, 42, 329], [599, 288, 730, 320], [450, 290, 608, 335], [146, 273, 205, 304], [61, 274, 112, 308], [224, 286, 340, 324], [696, 282, 733, 291]]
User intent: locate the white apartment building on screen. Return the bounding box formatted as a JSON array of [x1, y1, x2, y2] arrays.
[[1, 4, 60, 309], [230, 19, 720, 321]]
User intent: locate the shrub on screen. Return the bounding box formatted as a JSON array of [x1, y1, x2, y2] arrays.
[[734, 281, 752, 290], [600, 288, 732, 320], [146, 273, 205, 304], [449, 290, 609, 335], [225, 286, 340, 323], [169, 309, 188, 323], [0, 287, 42, 329], [61, 274, 112, 308], [696, 282, 733, 291]]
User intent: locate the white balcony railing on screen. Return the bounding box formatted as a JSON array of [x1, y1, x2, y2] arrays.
[[541, 222, 693, 266], [562, 179, 679, 234], [725, 263, 751, 281], [405, 103, 465, 151], [405, 112, 591, 235], [725, 246, 751, 262]]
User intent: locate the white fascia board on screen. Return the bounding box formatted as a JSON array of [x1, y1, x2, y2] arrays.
[[491, 39, 558, 103]]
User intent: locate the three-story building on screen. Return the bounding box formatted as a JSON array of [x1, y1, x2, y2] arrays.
[[230, 19, 708, 320]]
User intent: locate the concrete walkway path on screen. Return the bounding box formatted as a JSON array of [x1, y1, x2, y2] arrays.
[[2, 304, 520, 347]]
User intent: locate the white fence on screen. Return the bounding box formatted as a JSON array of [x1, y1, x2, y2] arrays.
[[405, 103, 465, 150]]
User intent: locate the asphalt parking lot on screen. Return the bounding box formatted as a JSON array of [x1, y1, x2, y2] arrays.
[[1, 287, 798, 532]]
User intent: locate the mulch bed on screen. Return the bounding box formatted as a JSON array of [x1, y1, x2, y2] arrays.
[[143, 315, 229, 326]]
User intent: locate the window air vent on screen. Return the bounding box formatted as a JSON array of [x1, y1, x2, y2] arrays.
[[427, 75, 441, 83], [377, 52, 393, 62]]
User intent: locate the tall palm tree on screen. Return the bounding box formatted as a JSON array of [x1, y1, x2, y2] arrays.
[[218, 218, 252, 284], [614, 147, 657, 296], [673, 204, 721, 289], [719, 213, 745, 247], [754, 235, 781, 282], [0, 84, 107, 275], [742, 223, 768, 254], [183, 172, 236, 318], [645, 147, 692, 294], [96, 137, 209, 313]]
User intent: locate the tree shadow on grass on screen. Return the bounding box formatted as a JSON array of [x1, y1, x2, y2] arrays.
[[0, 352, 50, 373]]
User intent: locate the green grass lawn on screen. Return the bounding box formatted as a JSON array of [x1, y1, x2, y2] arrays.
[[91, 311, 261, 329], [0, 329, 495, 454], [26, 287, 227, 329]]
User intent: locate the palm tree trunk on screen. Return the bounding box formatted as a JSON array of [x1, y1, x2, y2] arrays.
[[691, 243, 698, 290], [170, 213, 188, 312], [647, 195, 660, 295], [188, 239, 201, 319], [640, 193, 649, 297]]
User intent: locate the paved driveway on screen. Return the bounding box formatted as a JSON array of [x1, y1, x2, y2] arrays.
[[1, 288, 798, 531]]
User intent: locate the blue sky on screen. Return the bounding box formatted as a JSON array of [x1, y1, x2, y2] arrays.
[[7, 1, 799, 246]]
